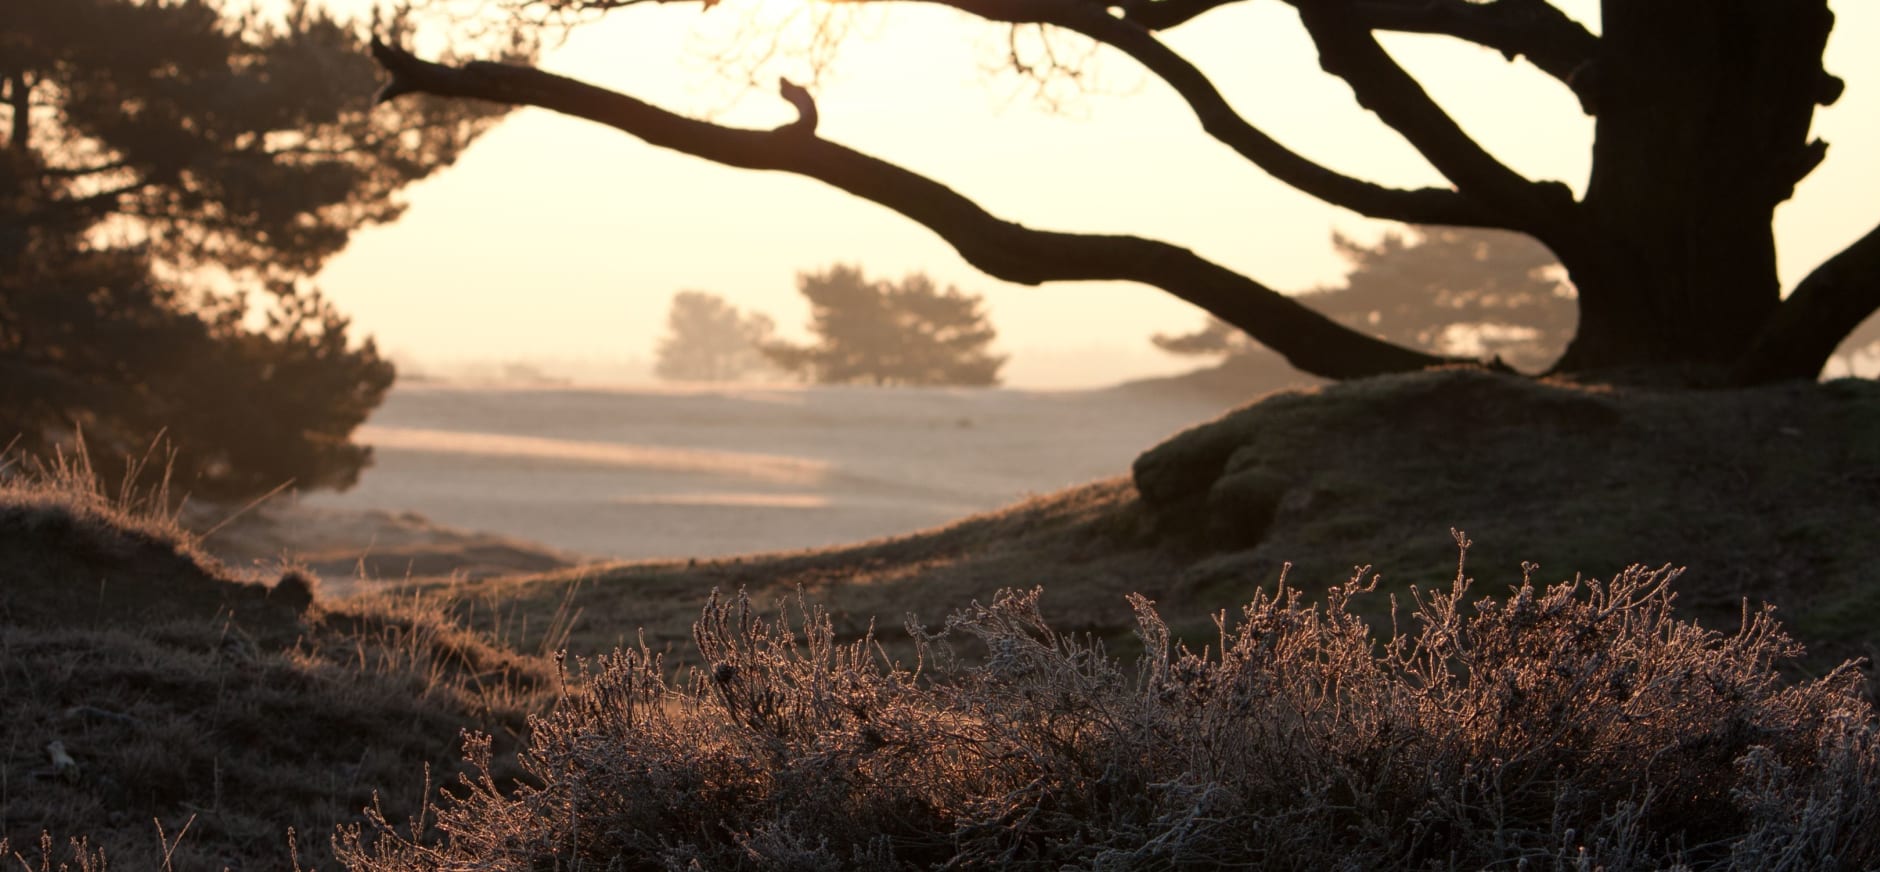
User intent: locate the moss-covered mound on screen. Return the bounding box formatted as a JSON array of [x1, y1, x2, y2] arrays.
[[1134, 368, 1880, 668]]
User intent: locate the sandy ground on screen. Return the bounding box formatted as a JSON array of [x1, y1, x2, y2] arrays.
[[189, 381, 1234, 594]]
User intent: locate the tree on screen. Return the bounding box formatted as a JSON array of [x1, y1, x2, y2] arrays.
[[654, 290, 778, 381], [1157, 226, 1573, 372], [762, 264, 1006, 386], [1, 0, 512, 499], [372, 0, 1876, 387], [1152, 316, 1257, 360], [1309, 226, 1574, 372]]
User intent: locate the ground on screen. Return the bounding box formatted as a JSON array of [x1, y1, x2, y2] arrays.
[[283, 369, 1880, 686], [5, 366, 1877, 867]]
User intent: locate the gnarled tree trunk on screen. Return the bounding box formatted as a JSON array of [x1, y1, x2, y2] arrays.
[[1557, 0, 1837, 379]]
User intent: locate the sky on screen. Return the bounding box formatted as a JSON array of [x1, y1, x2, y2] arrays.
[[311, 0, 1880, 388]]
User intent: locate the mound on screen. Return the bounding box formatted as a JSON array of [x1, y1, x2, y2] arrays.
[[0, 487, 309, 639], [190, 502, 581, 595], [429, 369, 1880, 686], [1135, 368, 1880, 667], [0, 481, 551, 870]]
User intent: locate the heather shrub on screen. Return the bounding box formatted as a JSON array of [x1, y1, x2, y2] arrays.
[[340, 540, 1879, 870]]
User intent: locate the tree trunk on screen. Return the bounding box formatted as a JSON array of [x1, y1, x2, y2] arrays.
[[4, 73, 28, 151], [1555, 0, 1837, 381]]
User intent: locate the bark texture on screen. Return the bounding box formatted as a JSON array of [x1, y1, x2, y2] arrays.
[[1562, 0, 1841, 377]]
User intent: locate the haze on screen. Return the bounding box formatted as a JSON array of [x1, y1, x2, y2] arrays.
[[313, 0, 1880, 387]]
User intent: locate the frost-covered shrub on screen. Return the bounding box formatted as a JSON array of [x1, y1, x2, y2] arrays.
[[341, 545, 1879, 871]]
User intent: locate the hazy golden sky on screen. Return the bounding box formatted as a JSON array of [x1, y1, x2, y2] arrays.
[[313, 0, 1880, 386]]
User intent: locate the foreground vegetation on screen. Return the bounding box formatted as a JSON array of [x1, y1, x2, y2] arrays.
[[0, 459, 556, 869], [6, 370, 1880, 868], [345, 551, 1880, 870]]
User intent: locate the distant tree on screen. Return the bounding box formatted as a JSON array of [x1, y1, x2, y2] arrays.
[[653, 290, 778, 382], [1308, 226, 1575, 372], [1152, 316, 1256, 360], [0, 0, 513, 500], [1156, 226, 1574, 373], [763, 265, 1006, 386]]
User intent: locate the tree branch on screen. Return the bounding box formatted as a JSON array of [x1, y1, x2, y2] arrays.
[[934, 0, 1501, 227], [31, 182, 149, 221], [4, 71, 29, 152], [1345, 0, 1598, 97], [369, 39, 1470, 380], [1290, 0, 1578, 234], [1735, 221, 1880, 382], [38, 160, 131, 179], [1116, 0, 1250, 31]]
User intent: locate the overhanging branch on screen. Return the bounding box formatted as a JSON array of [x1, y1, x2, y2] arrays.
[[1116, 0, 1250, 31], [931, 0, 1501, 227], [1736, 221, 1880, 382], [1117, 0, 1601, 104], [369, 39, 1469, 380], [1347, 0, 1598, 97], [1290, 0, 1578, 234]]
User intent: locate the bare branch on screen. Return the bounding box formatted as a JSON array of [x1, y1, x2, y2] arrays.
[[929, 0, 1501, 226], [1735, 221, 1880, 382], [777, 77, 817, 132], [39, 182, 147, 218], [1290, 0, 1577, 233], [37, 160, 132, 179], [370, 39, 1472, 379], [1345, 0, 1598, 97], [1115, 0, 1250, 31]]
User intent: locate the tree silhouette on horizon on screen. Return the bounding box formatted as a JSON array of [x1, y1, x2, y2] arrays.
[[654, 290, 779, 382], [1157, 226, 1575, 374], [763, 264, 1006, 387]]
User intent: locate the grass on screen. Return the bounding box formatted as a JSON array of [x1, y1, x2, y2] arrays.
[[6, 368, 1880, 868], [0, 452, 558, 870], [404, 369, 1880, 694]]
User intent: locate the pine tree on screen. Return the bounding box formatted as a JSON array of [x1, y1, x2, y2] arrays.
[[764, 265, 1006, 387], [0, 0, 513, 499], [653, 290, 777, 382]]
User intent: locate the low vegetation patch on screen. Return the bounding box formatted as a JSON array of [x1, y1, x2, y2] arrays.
[[342, 539, 1878, 871], [0, 460, 555, 870], [9, 370, 1880, 869]]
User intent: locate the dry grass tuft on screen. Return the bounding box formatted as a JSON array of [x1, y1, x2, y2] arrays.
[[340, 536, 1878, 871]]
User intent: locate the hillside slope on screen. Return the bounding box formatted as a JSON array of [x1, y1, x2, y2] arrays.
[[423, 369, 1880, 684], [0, 475, 553, 869]]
